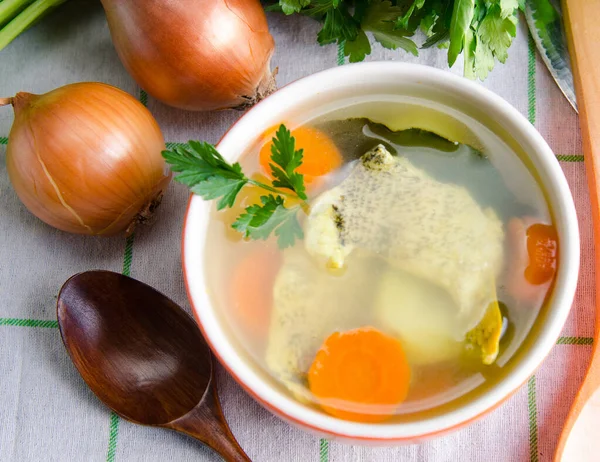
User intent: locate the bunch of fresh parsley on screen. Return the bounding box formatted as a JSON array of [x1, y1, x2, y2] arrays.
[[264, 0, 524, 80], [162, 125, 307, 249]]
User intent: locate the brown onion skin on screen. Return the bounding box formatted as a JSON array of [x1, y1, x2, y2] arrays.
[[101, 0, 276, 112], [6, 83, 171, 235]]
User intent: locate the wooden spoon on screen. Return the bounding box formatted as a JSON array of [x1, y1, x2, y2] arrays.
[[554, 1, 600, 460], [56, 270, 250, 462]]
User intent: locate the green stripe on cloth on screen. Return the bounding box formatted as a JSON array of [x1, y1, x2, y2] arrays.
[[320, 438, 329, 462], [557, 155, 584, 162], [528, 33, 536, 126], [106, 412, 120, 462], [0, 318, 58, 328], [140, 89, 148, 107], [527, 31, 539, 462], [0, 136, 7, 145], [337, 41, 345, 66], [166, 141, 187, 149], [103, 235, 134, 458], [528, 377, 539, 462], [122, 234, 135, 277], [557, 336, 594, 345]]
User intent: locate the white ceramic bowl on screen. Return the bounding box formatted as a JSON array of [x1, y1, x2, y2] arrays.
[[182, 62, 580, 443]]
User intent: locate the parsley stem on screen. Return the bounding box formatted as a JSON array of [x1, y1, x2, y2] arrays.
[[248, 179, 308, 205]]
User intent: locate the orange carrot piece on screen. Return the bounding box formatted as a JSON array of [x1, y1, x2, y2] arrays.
[[259, 126, 342, 184], [505, 217, 558, 305], [525, 223, 558, 285], [230, 247, 281, 341], [308, 327, 411, 423]]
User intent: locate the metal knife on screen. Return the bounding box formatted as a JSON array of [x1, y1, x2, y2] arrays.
[[524, 0, 578, 112]]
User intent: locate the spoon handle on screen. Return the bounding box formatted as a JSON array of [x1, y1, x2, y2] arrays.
[[166, 374, 251, 462], [555, 1, 600, 460]]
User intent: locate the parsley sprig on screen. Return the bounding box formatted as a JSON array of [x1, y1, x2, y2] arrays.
[[264, 0, 524, 80], [162, 124, 307, 249]]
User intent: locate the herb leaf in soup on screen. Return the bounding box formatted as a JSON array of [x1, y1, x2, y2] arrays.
[[162, 124, 308, 248], [268, 125, 308, 200], [162, 141, 248, 210], [232, 195, 304, 249]]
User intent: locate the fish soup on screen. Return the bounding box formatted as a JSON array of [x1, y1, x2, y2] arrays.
[[204, 103, 557, 422]]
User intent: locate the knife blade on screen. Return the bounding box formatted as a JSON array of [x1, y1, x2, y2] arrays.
[[524, 0, 578, 113]]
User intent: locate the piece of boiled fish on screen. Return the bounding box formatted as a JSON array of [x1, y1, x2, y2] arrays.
[[265, 249, 381, 395], [266, 145, 506, 389], [304, 145, 505, 336]]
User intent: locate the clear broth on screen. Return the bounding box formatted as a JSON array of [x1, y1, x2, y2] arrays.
[[204, 102, 553, 420]]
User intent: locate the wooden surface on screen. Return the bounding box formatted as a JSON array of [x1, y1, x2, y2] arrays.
[[56, 271, 250, 462], [555, 1, 600, 460]]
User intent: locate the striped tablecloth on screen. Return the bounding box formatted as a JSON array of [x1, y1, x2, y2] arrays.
[[0, 2, 591, 461]]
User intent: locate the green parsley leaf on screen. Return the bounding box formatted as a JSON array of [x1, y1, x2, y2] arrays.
[[163, 123, 308, 248], [282, 0, 336, 19], [361, 0, 403, 30], [362, 0, 419, 56], [498, 0, 520, 18], [463, 27, 477, 79], [396, 0, 425, 30], [477, 4, 517, 63], [317, 5, 359, 45], [421, 0, 453, 48], [448, 0, 475, 67], [162, 141, 247, 210], [372, 30, 419, 55], [279, 0, 311, 15], [473, 33, 496, 79], [268, 125, 308, 200], [232, 195, 304, 249], [265, 0, 520, 80], [352, 0, 371, 23], [344, 29, 371, 62], [190, 177, 247, 210], [420, 8, 439, 36]]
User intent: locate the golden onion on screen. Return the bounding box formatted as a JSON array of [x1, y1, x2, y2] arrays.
[[101, 0, 276, 111], [1, 82, 171, 235]]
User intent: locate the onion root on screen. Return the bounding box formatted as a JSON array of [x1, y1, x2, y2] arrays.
[[235, 67, 278, 111]]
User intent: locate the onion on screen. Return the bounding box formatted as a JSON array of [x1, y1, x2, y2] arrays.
[[101, 0, 276, 112], [0, 82, 171, 235]]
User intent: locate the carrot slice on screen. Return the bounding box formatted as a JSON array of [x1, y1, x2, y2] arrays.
[[308, 327, 411, 423], [505, 217, 558, 304], [259, 126, 342, 184], [230, 246, 281, 341], [525, 223, 558, 285]]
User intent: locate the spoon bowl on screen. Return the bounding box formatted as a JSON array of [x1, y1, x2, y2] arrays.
[[57, 270, 249, 461]]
